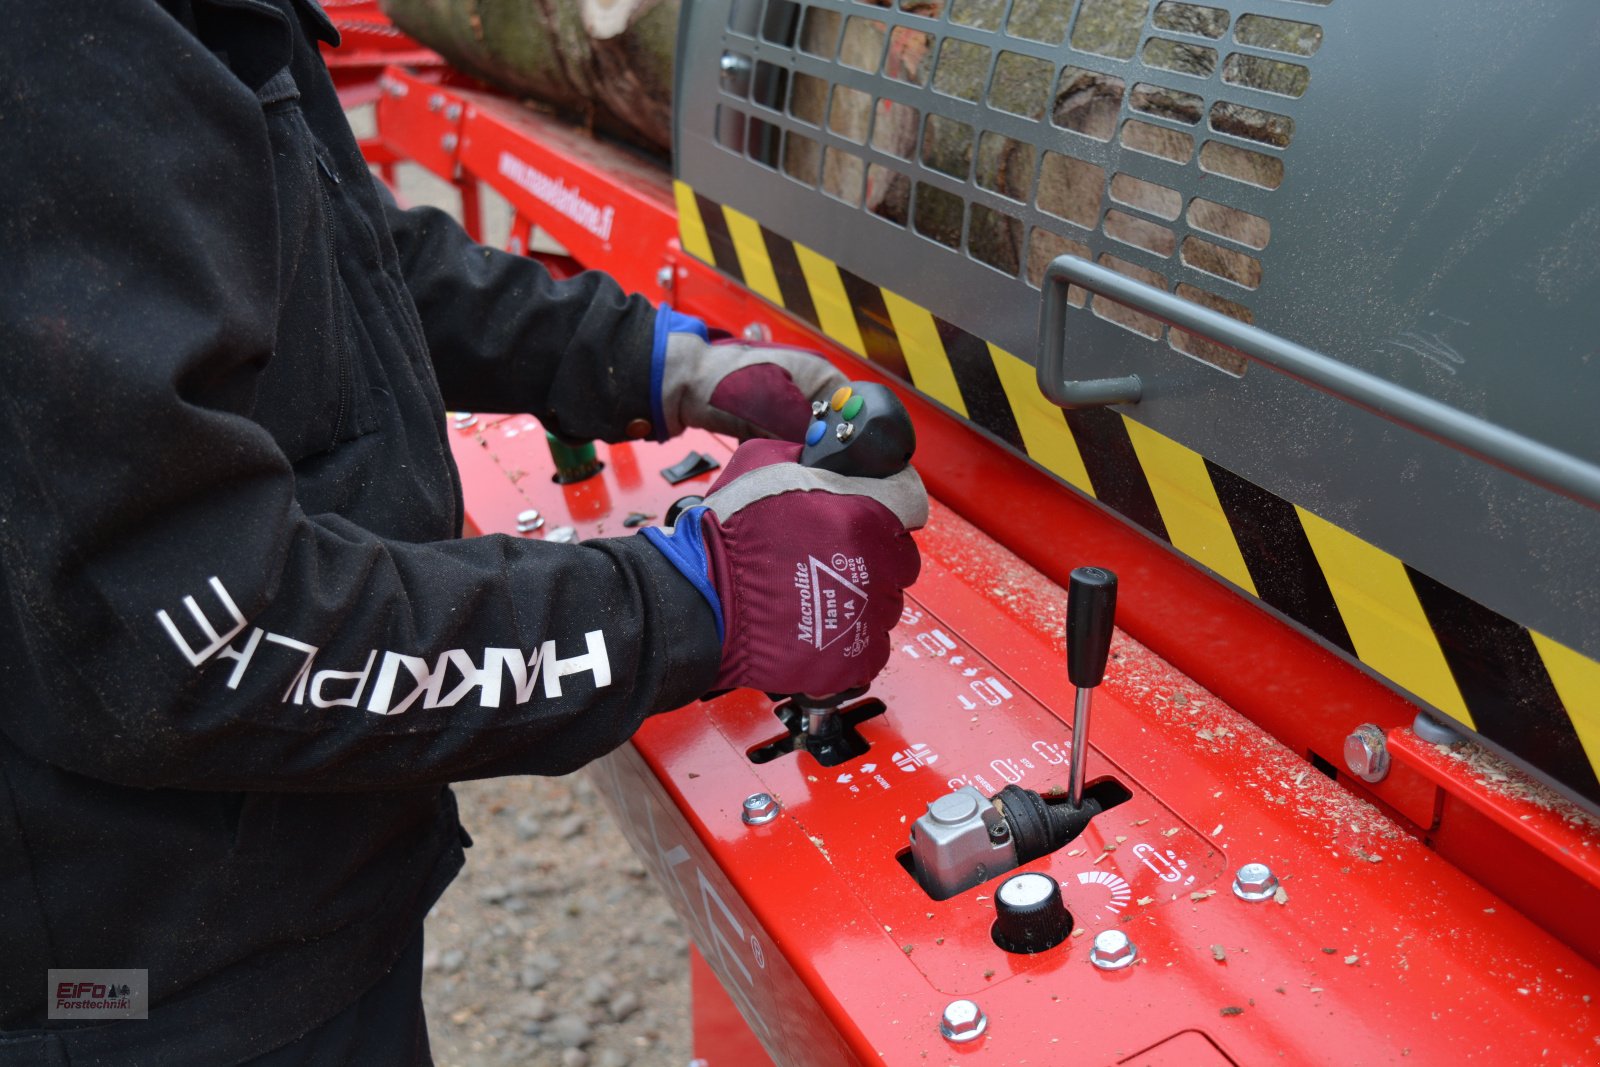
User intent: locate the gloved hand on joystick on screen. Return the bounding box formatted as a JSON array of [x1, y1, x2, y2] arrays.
[[650, 308, 848, 442], [643, 439, 926, 696]]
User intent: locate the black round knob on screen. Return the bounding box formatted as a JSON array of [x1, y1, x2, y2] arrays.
[[664, 494, 705, 527], [990, 871, 1073, 954]]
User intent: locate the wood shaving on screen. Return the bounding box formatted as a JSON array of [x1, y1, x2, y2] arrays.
[[1190, 889, 1217, 902], [1345, 955, 1360, 966], [1219, 1006, 1243, 1016], [1162, 828, 1180, 837], [1211, 945, 1227, 961], [1136, 896, 1154, 906], [1273, 886, 1289, 905]]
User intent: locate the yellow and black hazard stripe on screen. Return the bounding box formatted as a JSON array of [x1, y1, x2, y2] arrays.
[[676, 182, 1600, 805]]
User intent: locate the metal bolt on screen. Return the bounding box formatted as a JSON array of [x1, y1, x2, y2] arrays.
[[444, 103, 463, 122], [741, 792, 779, 825], [440, 133, 459, 153], [1232, 862, 1280, 902], [544, 525, 578, 544], [811, 400, 829, 417], [656, 265, 675, 292], [427, 93, 445, 112], [835, 422, 855, 442], [741, 322, 771, 342], [384, 79, 407, 98], [1089, 929, 1137, 970], [1411, 711, 1459, 745], [452, 412, 478, 430], [515, 509, 544, 534], [939, 999, 987, 1043], [1344, 723, 1390, 783], [719, 53, 752, 78]]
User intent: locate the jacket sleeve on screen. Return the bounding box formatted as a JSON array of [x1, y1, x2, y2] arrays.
[[0, 1, 720, 792], [384, 197, 662, 443]]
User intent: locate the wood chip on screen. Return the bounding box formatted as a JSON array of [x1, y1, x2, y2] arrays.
[[1345, 955, 1360, 965], [1219, 1006, 1243, 1016], [1190, 889, 1217, 902], [1211, 945, 1227, 961], [1322, 947, 1337, 954], [1115, 835, 1128, 844], [1136, 896, 1154, 906], [1273, 886, 1289, 906], [1162, 827, 1180, 837], [1132, 818, 1150, 826]]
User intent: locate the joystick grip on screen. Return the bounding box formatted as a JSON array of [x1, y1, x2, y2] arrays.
[[798, 382, 915, 479]]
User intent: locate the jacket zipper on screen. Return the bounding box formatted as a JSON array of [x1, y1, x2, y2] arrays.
[[315, 161, 352, 444]]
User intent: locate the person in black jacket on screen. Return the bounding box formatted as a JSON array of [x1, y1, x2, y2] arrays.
[[0, 2, 924, 1064]]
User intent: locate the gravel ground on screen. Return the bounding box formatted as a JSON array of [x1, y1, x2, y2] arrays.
[[421, 773, 692, 1067], [345, 105, 696, 1067]]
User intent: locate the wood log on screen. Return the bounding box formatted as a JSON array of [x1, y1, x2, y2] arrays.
[[380, 0, 680, 153]]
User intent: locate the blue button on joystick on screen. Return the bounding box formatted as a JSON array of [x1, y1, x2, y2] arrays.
[[805, 418, 827, 446]]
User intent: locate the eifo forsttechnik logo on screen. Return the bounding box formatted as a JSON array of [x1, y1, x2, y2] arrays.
[[47, 969, 148, 1020]]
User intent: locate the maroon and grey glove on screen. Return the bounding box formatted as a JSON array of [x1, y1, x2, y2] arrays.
[[642, 439, 926, 696], [650, 308, 848, 442]]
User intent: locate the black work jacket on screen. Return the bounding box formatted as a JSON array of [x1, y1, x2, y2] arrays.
[[0, 2, 718, 1063]]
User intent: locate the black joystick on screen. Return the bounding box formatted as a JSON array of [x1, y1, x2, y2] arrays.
[[991, 871, 1073, 954], [1065, 567, 1118, 809], [799, 381, 915, 479], [789, 381, 915, 751]]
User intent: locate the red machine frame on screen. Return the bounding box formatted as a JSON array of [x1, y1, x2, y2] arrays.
[[325, 22, 1600, 1063]]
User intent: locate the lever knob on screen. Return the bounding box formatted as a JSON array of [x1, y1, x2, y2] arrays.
[[991, 871, 1072, 954], [1066, 566, 1118, 689]]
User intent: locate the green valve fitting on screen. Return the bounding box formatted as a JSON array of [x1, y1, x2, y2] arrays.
[[546, 432, 604, 484]]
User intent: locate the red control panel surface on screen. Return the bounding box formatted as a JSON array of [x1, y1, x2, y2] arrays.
[[448, 412, 1599, 1065]]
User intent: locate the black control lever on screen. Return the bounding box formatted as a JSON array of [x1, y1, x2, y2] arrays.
[[1065, 566, 1117, 809], [790, 381, 915, 752]]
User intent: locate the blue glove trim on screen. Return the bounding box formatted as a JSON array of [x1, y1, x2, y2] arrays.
[[641, 507, 724, 642], [649, 305, 710, 442]]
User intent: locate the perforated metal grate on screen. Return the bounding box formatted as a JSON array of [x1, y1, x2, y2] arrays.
[[706, 0, 1322, 376]]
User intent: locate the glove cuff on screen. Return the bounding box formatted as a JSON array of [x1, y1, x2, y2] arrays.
[[640, 508, 725, 642], [650, 305, 709, 441]]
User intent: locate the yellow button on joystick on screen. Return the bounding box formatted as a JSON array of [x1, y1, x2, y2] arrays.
[[830, 386, 853, 411]]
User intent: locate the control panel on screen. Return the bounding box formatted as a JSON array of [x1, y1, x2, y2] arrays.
[[445, 407, 1600, 1065]]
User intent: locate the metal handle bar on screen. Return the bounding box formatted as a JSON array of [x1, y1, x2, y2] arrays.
[[1035, 254, 1600, 511]]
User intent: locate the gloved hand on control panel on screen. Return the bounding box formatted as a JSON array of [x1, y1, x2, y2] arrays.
[[643, 438, 926, 696], [650, 308, 848, 442]]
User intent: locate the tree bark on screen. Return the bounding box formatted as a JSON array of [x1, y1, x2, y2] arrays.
[[381, 0, 680, 154]]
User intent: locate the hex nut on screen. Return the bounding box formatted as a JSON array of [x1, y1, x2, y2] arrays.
[[939, 999, 987, 1043], [452, 412, 478, 430], [1232, 862, 1280, 902], [515, 509, 544, 534], [1344, 723, 1391, 783], [1089, 929, 1137, 970], [741, 792, 779, 826]]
